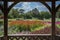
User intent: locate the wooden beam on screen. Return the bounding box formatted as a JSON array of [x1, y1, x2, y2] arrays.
[[0, 0, 60, 2], [4, 0, 8, 40], [51, 0, 56, 40], [56, 4, 60, 12]]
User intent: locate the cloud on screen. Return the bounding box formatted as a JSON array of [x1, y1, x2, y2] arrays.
[[8, 2, 60, 13], [11, 2, 50, 12], [18, 2, 33, 12], [22, 2, 31, 10]]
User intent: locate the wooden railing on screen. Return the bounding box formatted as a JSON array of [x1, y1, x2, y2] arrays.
[[0, 37, 3, 40], [56, 35, 60, 40], [0, 34, 60, 40], [8, 34, 51, 40]]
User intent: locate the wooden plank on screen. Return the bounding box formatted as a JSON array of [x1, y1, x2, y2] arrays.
[[4, 0, 8, 40], [51, 0, 56, 40], [8, 34, 51, 36], [0, 0, 60, 2]]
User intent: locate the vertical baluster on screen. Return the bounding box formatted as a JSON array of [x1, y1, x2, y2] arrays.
[[17, 37, 20, 40], [22, 36, 26, 40], [39, 37, 43, 40], [28, 36, 31, 40], [10, 37, 14, 40]]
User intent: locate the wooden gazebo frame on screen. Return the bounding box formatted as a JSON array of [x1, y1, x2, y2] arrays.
[[0, 0, 60, 40]]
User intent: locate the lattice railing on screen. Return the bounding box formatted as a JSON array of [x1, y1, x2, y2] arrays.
[[0, 37, 3, 40], [56, 35, 60, 40], [0, 34, 60, 40], [8, 34, 51, 40]]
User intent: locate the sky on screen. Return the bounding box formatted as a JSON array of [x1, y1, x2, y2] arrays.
[[8, 1, 60, 13]]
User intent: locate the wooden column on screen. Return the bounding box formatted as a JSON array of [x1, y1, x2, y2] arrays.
[[52, 0, 56, 40], [4, 0, 8, 40]]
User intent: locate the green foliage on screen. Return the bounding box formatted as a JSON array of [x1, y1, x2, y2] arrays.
[[8, 8, 19, 18], [31, 23, 44, 31], [56, 11, 60, 18], [19, 9, 25, 13], [0, 20, 4, 36], [8, 8, 51, 19], [0, 20, 4, 26], [0, 31, 3, 36], [57, 24, 60, 28], [8, 23, 44, 34], [24, 13, 32, 19], [40, 11, 51, 19], [0, 2, 3, 7]]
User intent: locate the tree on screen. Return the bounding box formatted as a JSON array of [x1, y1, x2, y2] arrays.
[[25, 13, 32, 19], [0, 2, 3, 8], [56, 12, 60, 18], [56, 8, 60, 18], [40, 11, 45, 20], [44, 11, 51, 19], [40, 11, 51, 19], [0, 10, 3, 15], [8, 8, 19, 18], [0, 2, 3, 16], [19, 9, 25, 13]]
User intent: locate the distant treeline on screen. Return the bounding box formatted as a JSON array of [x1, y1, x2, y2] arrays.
[[8, 8, 52, 20], [0, 8, 60, 19]]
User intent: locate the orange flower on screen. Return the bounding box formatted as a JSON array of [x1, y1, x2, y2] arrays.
[[8, 20, 46, 27]]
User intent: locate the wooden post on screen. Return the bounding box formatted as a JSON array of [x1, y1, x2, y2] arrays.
[[52, 0, 56, 40], [4, 0, 8, 40]]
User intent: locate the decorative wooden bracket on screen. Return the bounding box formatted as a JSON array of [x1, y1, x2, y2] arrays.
[[56, 4, 60, 12]]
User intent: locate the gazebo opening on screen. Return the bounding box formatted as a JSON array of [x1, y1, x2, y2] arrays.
[[8, 2, 52, 35], [0, 0, 60, 40]]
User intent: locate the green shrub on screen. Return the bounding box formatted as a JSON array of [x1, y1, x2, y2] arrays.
[[0, 21, 4, 26], [8, 23, 44, 34]]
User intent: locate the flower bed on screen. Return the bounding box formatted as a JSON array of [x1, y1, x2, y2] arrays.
[[8, 20, 50, 34]]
